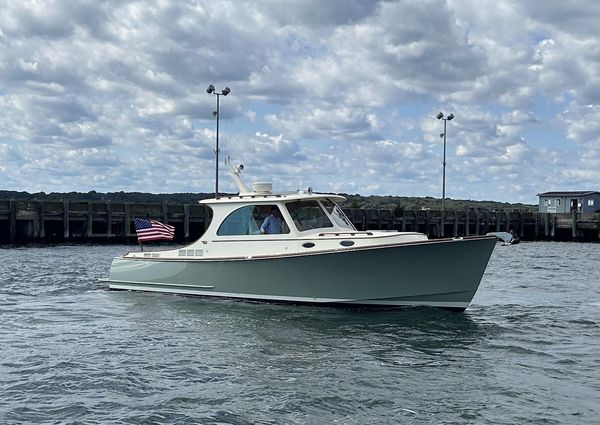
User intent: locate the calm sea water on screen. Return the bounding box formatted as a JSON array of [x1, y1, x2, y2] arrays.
[[0, 242, 599, 424]]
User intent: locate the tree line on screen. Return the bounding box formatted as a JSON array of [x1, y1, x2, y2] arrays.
[[0, 190, 537, 212]]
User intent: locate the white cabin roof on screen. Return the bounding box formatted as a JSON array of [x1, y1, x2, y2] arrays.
[[204, 164, 346, 206], [199, 191, 346, 205]]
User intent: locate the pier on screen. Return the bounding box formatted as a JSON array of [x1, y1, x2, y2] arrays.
[[1, 199, 599, 244], [0, 200, 209, 244]]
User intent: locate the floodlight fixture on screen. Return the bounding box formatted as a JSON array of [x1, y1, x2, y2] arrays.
[[207, 84, 232, 199], [435, 111, 455, 237]]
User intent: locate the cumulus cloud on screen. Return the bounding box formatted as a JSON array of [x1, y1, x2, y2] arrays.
[[265, 105, 380, 141], [0, 0, 599, 202], [561, 104, 600, 146]]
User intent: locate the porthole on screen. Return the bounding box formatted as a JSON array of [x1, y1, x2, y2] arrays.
[[302, 242, 315, 248], [340, 240, 355, 247]]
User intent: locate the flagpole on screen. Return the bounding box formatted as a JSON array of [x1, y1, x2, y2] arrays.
[[133, 217, 143, 251]]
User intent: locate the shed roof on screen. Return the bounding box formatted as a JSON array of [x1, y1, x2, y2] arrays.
[[537, 191, 600, 197]]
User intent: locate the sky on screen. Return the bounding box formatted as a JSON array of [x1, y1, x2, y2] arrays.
[[1, 0, 600, 204]]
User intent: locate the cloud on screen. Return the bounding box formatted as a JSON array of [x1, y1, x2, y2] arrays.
[[1, 0, 600, 202], [0, 143, 23, 162], [265, 105, 380, 141], [255, 0, 382, 28]]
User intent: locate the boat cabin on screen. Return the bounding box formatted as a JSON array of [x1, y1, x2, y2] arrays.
[[122, 167, 427, 260], [200, 189, 356, 238]]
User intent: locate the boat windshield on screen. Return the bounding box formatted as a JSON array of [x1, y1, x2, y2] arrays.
[[321, 199, 356, 230], [285, 200, 333, 232]]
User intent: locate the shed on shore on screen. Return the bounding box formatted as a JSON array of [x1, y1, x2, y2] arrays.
[[538, 191, 600, 214]]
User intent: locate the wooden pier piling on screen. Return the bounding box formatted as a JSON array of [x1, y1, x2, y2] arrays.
[[0, 199, 599, 244]]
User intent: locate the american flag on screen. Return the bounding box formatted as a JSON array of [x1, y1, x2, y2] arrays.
[[133, 218, 175, 242]]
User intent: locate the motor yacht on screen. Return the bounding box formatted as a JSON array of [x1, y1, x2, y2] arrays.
[[106, 165, 496, 311]]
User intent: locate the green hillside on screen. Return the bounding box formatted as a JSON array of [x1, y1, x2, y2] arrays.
[[0, 190, 537, 211]]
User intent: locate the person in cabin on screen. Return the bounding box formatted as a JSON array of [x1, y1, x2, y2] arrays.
[[260, 206, 283, 234]]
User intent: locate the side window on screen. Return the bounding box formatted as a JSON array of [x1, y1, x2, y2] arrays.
[[286, 200, 333, 231], [217, 206, 255, 236], [217, 205, 289, 235]]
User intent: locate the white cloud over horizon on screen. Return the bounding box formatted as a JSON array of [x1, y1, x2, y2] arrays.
[[1, 0, 600, 203]]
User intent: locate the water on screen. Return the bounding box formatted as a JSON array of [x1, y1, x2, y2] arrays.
[[0, 242, 599, 424]]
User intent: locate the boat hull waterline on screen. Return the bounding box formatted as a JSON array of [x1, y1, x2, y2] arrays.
[[108, 236, 496, 311]]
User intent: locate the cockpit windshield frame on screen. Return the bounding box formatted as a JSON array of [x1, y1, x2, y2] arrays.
[[321, 198, 356, 230]]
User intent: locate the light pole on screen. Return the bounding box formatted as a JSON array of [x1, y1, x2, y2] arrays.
[[206, 84, 231, 199], [436, 112, 454, 237]]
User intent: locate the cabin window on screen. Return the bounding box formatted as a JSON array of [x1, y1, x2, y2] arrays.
[[556, 199, 560, 206], [285, 200, 333, 232], [321, 199, 356, 230], [588, 199, 595, 207], [217, 205, 290, 236]]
